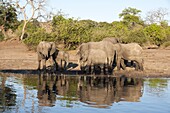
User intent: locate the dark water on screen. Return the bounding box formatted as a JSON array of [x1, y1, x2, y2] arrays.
[[0, 73, 170, 113]]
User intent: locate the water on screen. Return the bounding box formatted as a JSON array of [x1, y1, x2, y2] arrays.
[[0, 73, 170, 113]]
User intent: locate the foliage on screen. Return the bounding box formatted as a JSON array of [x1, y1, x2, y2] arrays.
[[165, 26, 170, 41], [23, 28, 53, 50], [0, 1, 18, 31], [123, 29, 147, 45], [144, 24, 167, 46], [16, 21, 52, 50], [161, 41, 170, 48], [17, 21, 40, 39], [0, 31, 5, 41], [111, 21, 129, 39], [119, 7, 141, 18], [10, 7, 169, 50], [119, 7, 143, 25], [52, 15, 92, 49]]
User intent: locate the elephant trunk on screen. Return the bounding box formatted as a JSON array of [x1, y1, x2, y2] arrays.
[[44, 50, 50, 60]]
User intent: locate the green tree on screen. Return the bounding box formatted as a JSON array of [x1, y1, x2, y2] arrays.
[[111, 21, 129, 40], [124, 29, 147, 45], [13, 0, 47, 40], [119, 7, 143, 25], [0, 1, 18, 39], [144, 24, 166, 46], [52, 15, 88, 49]]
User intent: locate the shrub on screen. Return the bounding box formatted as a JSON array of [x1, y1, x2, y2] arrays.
[[123, 29, 147, 45], [161, 41, 170, 48], [143, 24, 166, 46], [23, 28, 53, 50], [0, 32, 5, 41]]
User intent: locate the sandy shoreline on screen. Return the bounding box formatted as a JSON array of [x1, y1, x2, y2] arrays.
[[0, 39, 170, 77]]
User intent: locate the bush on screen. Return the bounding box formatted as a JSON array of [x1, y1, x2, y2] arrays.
[[23, 28, 54, 50], [0, 32, 5, 41], [144, 24, 167, 46], [161, 41, 170, 48], [123, 29, 147, 45]]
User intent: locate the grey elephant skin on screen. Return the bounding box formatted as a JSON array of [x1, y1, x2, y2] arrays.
[[119, 43, 144, 71], [82, 49, 108, 74], [56, 50, 69, 71], [102, 37, 120, 44], [37, 41, 58, 71], [102, 38, 143, 71], [77, 41, 120, 74]]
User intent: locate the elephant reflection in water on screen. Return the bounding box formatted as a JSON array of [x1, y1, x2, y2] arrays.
[[37, 74, 57, 106], [37, 75, 143, 108], [77, 76, 143, 108]]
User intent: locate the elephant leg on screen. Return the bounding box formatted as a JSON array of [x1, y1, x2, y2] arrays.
[[91, 65, 94, 74], [104, 64, 108, 75], [130, 61, 134, 67], [37, 54, 42, 70], [138, 59, 144, 71], [139, 63, 144, 71], [81, 66, 85, 73], [52, 56, 58, 72], [64, 61, 67, 71], [120, 59, 126, 70], [60, 59, 63, 71], [42, 59, 46, 71], [37, 60, 41, 70], [134, 61, 139, 71], [134, 58, 143, 71], [116, 57, 121, 71], [86, 65, 91, 74]]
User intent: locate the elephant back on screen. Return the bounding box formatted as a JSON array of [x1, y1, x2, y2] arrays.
[[102, 37, 120, 44]]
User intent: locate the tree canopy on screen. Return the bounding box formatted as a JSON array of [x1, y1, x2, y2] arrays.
[[0, 2, 170, 49], [0, 1, 18, 30]]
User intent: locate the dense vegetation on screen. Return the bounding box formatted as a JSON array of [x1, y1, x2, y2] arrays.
[[0, 2, 170, 50]]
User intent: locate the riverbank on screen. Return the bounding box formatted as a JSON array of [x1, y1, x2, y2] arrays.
[[0, 39, 170, 77]]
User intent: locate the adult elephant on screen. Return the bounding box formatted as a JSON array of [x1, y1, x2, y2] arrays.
[[81, 49, 108, 74], [102, 38, 143, 71], [37, 41, 58, 71], [77, 41, 121, 73], [119, 43, 144, 71]]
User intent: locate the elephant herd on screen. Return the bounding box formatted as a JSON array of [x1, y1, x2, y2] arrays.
[[77, 37, 144, 74], [37, 37, 144, 74]]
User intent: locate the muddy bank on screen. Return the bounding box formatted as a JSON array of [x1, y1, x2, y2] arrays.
[[0, 39, 170, 77]]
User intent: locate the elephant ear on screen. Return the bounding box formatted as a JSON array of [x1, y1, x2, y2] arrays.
[[50, 42, 56, 55], [37, 42, 43, 54]]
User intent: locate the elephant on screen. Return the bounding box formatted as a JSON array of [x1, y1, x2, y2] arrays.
[[56, 50, 69, 71], [102, 37, 121, 44], [77, 41, 120, 73], [101, 38, 143, 71], [118, 43, 144, 71], [37, 41, 58, 71], [80, 49, 108, 74]]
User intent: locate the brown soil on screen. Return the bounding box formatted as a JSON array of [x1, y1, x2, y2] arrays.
[[0, 39, 170, 77]]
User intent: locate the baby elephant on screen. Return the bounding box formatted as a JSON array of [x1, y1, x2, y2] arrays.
[[56, 50, 69, 71]]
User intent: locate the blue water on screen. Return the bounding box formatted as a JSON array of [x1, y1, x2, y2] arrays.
[[0, 74, 170, 113]]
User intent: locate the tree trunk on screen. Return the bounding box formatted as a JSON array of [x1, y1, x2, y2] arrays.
[[20, 21, 27, 40]]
